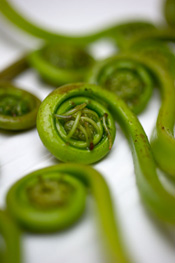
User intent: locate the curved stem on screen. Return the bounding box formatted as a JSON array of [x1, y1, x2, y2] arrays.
[[0, 210, 21, 263], [164, 0, 175, 28], [0, 0, 156, 46], [0, 0, 106, 44], [56, 164, 130, 263], [0, 56, 29, 81]]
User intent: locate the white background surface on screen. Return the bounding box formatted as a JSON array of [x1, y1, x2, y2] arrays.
[[0, 0, 175, 263]]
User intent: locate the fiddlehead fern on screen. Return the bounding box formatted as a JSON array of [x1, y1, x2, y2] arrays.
[[88, 56, 153, 114], [36, 83, 175, 223], [89, 52, 175, 177], [0, 82, 41, 130], [37, 83, 116, 164], [6, 166, 86, 233], [0, 210, 21, 263], [6, 163, 130, 263], [88, 41, 175, 113], [28, 44, 95, 86]]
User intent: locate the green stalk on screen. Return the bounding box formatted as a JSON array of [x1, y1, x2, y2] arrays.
[[37, 83, 175, 223], [0, 210, 21, 263], [0, 56, 29, 81], [0, 0, 156, 46]]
